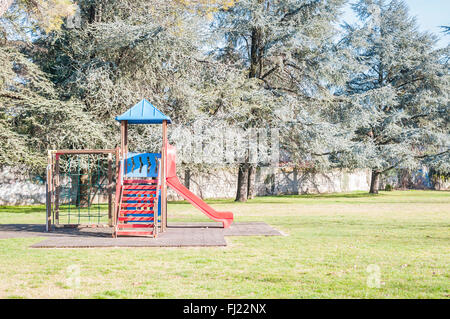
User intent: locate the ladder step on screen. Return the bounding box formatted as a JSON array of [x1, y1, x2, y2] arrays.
[[122, 197, 155, 202], [116, 231, 153, 237], [123, 190, 157, 195], [123, 179, 158, 184], [123, 185, 157, 190], [121, 203, 155, 208], [119, 211, 154, 216], [120, 209, 154, 213], [117, 224, 154, 229], [118, 216, 154, 222]]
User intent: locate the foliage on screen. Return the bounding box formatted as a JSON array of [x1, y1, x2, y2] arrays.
[[0, 0, 76, 34], [30, 1, 241, 152], [0, 44, 107, 173], [211, 0, 351, 165], [0, 0, 448, 196], [334, 0, 449, 191]]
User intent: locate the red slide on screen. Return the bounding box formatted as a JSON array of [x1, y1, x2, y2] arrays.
[[165, 143, 233, 228]]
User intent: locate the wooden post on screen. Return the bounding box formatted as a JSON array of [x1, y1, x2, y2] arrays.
[[51, 152, 56, 226], [154, 158, 161, 238], [120, 120, 128, 179], [107, 153, 113, 226], [54, 154, 60, 225], [120, 121, 128, 156], [161, 120, 168, 232]]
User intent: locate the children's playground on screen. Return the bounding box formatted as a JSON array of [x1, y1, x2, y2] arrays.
[[33, 99, 281, 246], [0, 100, 448, 298]]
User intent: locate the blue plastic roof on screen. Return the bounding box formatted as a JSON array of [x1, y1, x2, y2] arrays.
[[115, 99, 171, 124]]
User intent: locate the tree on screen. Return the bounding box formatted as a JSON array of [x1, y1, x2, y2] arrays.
[[339, 0, 449, 193], [0, 44, 108, 173], [29, 1, 211, 146], [0, 0, 105, 173], [0, 0, 76, 32], [2, 0, 247, 176], [211, 0, 346, 201]]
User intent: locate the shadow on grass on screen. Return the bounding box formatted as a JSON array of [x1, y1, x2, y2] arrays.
[[168, 199, 235, 205], [272, 192, 381, 199], [8, 191, 436, 213], [0, 205, 46, 214], [0, 223, 112, 237], [0, 204, 109, 214], [167, 191, 381, 206]]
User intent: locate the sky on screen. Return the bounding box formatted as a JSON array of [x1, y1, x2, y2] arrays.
[[342, 0, 450, 48]]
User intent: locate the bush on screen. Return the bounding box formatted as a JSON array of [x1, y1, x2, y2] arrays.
[[384, 184, 393, 191]]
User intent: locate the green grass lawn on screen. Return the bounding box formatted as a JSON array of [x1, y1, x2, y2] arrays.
[[0, 190, 449, 298]]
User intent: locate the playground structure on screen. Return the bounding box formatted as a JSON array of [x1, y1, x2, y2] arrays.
[[45, 149, 117, 228], [46, 99, 233, 237]]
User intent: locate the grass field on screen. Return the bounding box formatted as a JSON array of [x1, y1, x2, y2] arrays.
[[0, 190, 449, 299]]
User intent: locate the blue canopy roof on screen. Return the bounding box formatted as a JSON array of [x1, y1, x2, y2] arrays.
[[115, 99, 171, 124]]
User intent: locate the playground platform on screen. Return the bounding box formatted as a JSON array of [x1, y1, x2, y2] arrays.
[[0, 222, 282, 248]]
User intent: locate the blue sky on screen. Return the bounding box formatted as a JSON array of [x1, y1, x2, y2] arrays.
[[342, 0, 450, 47]]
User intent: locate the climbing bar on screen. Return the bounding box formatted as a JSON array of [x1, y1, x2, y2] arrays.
[[118, 216, 154, 222], [123, 179, 158, 184], [120, 211, 153, 215], [123, 190, 157, 195], [53, 149, 116, 155], [122, 197, 156, 202], [115, 231, 153, 236], [123, 185, 157, 190], [117, 224, 154, 228], [121, 203, 155, 208]]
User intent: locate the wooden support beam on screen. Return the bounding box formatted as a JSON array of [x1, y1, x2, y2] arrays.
[[120, 120, 128, 155], [53, 149, 116, 155], [107, 153, 113, 226], [114, 147, 120, 228], [50, 152, 55, 226], [54, 154, 60, 225], [46, 151, 52, 232], [121, 120, 128, 181]]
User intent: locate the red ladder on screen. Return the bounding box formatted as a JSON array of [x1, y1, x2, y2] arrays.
[[115, 179, 158, 237]]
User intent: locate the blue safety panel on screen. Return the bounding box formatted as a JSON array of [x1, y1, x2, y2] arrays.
[[158, 189, 161, 218], [125, 153, 161, 177]]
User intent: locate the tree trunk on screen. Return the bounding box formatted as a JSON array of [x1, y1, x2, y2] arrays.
[[77, 168, 90, 207], [235, 6, 263, 202], [247, 164, 256, 199], [369, 170, 381, 194], [235, 163, 249, 202], [249, 28, 260, 78]]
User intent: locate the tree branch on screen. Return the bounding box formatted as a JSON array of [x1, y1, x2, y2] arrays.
[[259, 65, 278, 80], [415, 149, 449, 159], [0, 0, 14, 17], [280, 0, 320, 23]]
